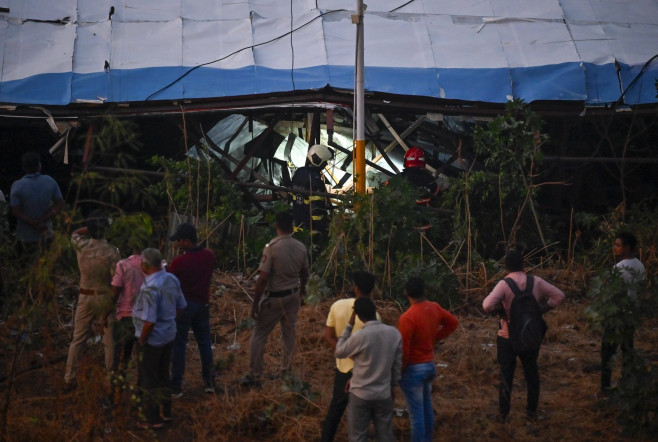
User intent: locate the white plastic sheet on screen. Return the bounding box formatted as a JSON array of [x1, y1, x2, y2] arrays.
[[0, 0, 656, 106]]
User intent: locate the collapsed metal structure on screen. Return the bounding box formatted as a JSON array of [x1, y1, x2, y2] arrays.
[[0, 1, 656, 207]]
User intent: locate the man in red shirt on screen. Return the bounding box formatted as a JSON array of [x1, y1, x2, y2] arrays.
[[398, 277, 459, 442], [168, 223, 216, 395]]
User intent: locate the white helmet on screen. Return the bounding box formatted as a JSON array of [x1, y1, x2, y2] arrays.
[[307, 144, 333, 167]]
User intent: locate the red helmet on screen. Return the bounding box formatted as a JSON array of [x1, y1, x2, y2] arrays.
[[404, 146, 426, 168]]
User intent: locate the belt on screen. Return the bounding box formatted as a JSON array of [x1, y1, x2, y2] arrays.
[[268, 287, 299, 298], [79, 288, 101, 295]]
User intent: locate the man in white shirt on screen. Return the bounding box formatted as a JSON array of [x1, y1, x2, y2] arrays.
[[601, 231, 646, 391]]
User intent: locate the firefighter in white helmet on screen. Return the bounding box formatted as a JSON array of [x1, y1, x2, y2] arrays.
[[289, 144, 333, 237]]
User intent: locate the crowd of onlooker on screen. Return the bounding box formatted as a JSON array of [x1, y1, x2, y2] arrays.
[[4, 151, 646, 440]]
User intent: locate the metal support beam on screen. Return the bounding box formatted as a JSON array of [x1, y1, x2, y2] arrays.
[[199, 125, 273, 186], [370, 140, 399, 174], [378, 113, 436, 173], [228, 120, 277, 179], [329, 141, 394, 177], [370, 115, 426, 167], [340, 114, 426, 190], [234, 181, 348, 200]]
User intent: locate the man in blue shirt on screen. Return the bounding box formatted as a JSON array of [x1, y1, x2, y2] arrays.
[[133, 248, 187, 430], [10, 151, 64, 251]]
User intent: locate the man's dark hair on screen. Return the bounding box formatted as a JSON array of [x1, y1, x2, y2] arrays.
[[275, 211, 294, 233], [21, 152, 41, 174], [170, 222, 197, 242], [504, 249, 524, 272], [405, 277, 425, 299], [616, 231, 637, 252], [86, 211, 110, 239], [353, 297, 377, 322], [352, 270, 375, 296]]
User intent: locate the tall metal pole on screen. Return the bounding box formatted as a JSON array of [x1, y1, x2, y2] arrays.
[[353, 0, 366, 194]]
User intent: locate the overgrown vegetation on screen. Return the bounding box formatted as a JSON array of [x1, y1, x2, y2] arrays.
[[148, 154, 279, 270], [442, 99, 558, 261], [586, 267, 658, 436], [72, 116, 156, 213], [315, 180, 460, 307]]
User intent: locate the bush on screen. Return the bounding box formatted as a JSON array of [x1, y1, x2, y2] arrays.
[[442, 99, 553, 259], [314, 179, 458, 306], [586, 268, 658, 436]]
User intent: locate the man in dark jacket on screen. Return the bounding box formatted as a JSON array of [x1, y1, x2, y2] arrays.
[[290, 144, 333, 237]]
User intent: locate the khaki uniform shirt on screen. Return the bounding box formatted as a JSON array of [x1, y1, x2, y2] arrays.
[[72, 233, 120, 293], [257, 234, 308, 292]]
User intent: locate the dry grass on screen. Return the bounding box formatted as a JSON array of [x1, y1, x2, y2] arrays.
[[1, 269, 656, 441]]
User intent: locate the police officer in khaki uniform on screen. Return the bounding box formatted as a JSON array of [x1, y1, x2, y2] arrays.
[[241, 211, 309, 385]]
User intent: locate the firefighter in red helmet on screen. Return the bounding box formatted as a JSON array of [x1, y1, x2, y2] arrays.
[[397, 146, 441, 230]]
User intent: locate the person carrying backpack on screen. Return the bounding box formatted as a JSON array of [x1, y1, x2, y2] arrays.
[[482, 250, 565, 422]]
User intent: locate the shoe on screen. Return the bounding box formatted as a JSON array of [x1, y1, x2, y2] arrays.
[[487, 413, 508, 424], [582, 363, 602, 373], [161, 415, 172, 423], [238, 374, 261, 388], [63, 381, 77, 393], [136, 421, 165, 430], [171, 389, 183, 399], [101, 398, 114, 410], [595, 388, 612, 401], [267, 370, 292, 380], [526, 410, 548, 422], [204, 384, 215, 394]]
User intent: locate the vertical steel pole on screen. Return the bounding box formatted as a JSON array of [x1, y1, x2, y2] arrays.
[[353, 0, 366, 194]]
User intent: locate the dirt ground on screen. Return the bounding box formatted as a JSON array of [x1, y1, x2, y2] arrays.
[[2, 270, 657, 441]]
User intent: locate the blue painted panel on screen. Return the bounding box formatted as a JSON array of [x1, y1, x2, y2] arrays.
[[581, 63, 621, 105], [2, 61, 655, 106], [437, 68, 513, 103], [510, 63, 587, 102], [1, 72, 71, 105], [618, 62, 658, 105], [72, 72, 110, 102]]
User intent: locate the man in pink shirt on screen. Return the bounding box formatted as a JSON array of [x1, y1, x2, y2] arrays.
[[482, 250, 564, 422], [398, 277, 459, 442], [110, 249, 146, 375]]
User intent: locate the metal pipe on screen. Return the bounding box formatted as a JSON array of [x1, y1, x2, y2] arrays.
[[234, 181, 349, 200], [353, 0, 366, 194]]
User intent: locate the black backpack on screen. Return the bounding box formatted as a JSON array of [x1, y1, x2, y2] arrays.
[[504, 275, 547, 354]]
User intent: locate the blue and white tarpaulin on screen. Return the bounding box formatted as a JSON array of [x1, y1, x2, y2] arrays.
[[0, 0, 657, 107]]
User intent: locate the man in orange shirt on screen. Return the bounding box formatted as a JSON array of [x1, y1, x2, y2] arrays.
[[398, 277, 459, 442]]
